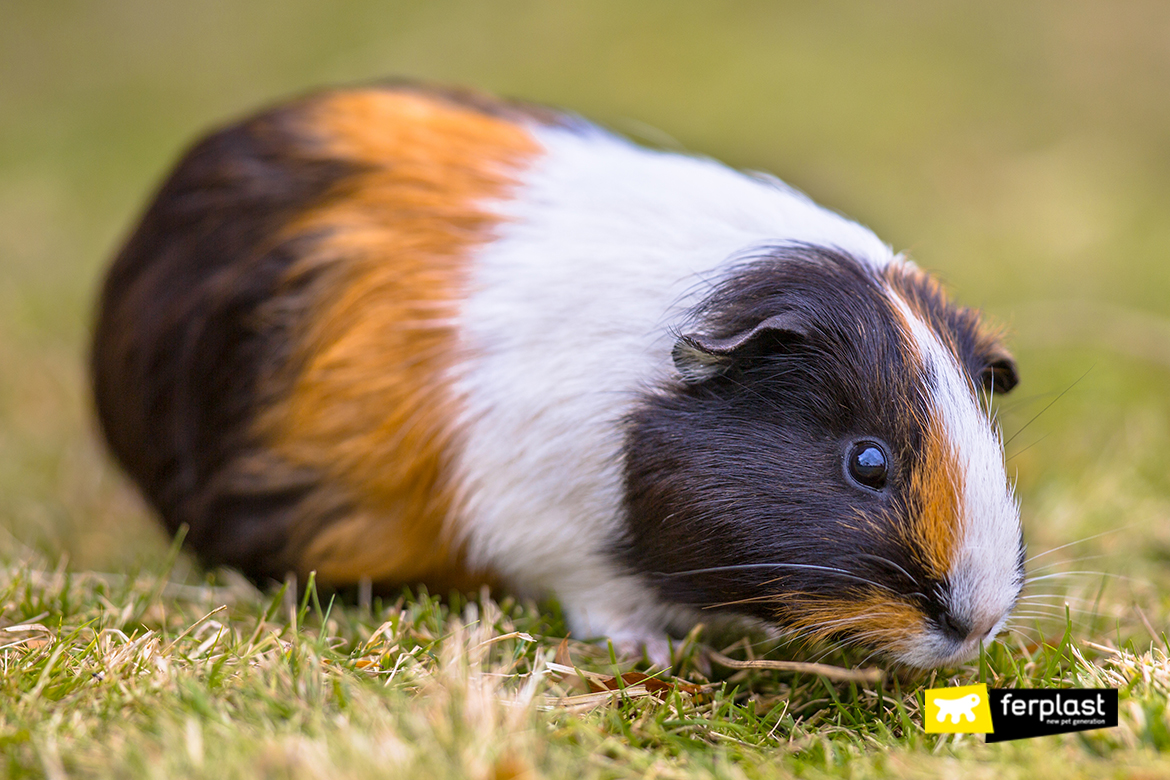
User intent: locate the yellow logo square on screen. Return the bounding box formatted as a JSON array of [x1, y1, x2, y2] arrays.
[[925, 683, 995, 733]]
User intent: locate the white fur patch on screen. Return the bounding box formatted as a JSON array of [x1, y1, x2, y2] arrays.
[[449, 122, 896, 644], [891, 292, 1022, 667]]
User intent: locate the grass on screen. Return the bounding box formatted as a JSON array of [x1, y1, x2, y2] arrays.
[[1, 542, 1168, 779], [4, 0, 1170, 776]]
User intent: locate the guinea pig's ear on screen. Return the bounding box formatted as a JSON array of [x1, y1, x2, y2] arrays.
[[980, 348, 1019, 394], [673, 312, 807, 384]]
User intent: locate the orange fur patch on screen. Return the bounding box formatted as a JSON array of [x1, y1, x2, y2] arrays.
[[253, 89, 542, 587], [774, 590, 924, 652], [902, 415, 963, 580]]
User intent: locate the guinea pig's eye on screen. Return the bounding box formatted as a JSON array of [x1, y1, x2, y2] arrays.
[[846, 441, 888, 491]]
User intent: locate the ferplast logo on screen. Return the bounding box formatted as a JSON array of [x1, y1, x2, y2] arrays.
[[983, 688, 1119, 743], [925, 684, 994, 734], [923, 684, 1119, 742]]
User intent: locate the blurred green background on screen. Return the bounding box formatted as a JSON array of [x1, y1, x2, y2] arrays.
[[2, 1, 1168, 622]]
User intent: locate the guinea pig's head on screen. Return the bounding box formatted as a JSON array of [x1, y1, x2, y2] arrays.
[[623, 245, 1023, 668]]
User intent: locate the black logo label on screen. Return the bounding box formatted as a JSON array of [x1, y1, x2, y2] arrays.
[[984, 688, 1119, 743]]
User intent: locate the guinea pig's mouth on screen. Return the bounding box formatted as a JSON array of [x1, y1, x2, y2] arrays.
[[893, 615, 1011, 669]]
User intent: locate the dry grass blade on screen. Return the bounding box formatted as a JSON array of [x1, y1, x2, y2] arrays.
[[161, 604, 228, 654], [540, 686, 657, 713], [707, 649, 884, 684], [0, 623, 54, 651]]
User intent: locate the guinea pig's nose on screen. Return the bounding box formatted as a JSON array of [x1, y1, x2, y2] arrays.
[[937, 612, 974, 642]]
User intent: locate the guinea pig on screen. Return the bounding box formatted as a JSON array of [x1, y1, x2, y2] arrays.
[[91, 83, 1024, 669]]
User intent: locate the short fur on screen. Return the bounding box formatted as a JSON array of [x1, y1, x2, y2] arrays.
[[622, 247, 999, 657], [92, 99, 351, 578], [93, 83, 1023, 668]]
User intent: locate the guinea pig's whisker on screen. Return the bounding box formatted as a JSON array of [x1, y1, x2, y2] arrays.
[[1020, 608, 1099, 617], [1006, 624, 1088, 645], [1015, 603, 1103, 618], [783, 634, 853, 662], [701, 594, 785, 610], [1005, 616, 1046, 631], [1015, 601, 1100, 614], [1025, 555, 1108, 575], [1016, 590, 1100, 601], [998, 389, 1065, 415], [1005, 433, 1049, 463], [1010, 616, 1075, 628], [1003, 367, 1092, 448], [1024, 570, 1127, 585], [851, 553, 922, 587], [702, 591, 837, 611], [1010, 607, 1080, 619], [1011, 616, 1085, 629], [761, 626, 821, 648], [850, 646, 882, 666], [1011, 599, 1106, 622], [654, 562, 839, 577], [820, 633, 893, 662], [757, 572, 904, 595], [657, 562, 898, 595], [1005, 615, 1052, 631], [1002, 626, 1045, 645], [1024, 527, 1132, 565], [1013, 595, 1077, 606], [812, 642, 861, 666]]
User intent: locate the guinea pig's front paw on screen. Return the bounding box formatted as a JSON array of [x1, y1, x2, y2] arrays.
[[607, 631, 674, 669], [560, 606, 674, 667], [557, 578, 690, 668]]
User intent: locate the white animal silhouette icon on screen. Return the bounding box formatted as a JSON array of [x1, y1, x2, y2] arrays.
[[934, 693, 982, 724]]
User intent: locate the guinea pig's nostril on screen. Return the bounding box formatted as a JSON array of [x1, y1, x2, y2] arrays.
[[936, 612, 973, 642]]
